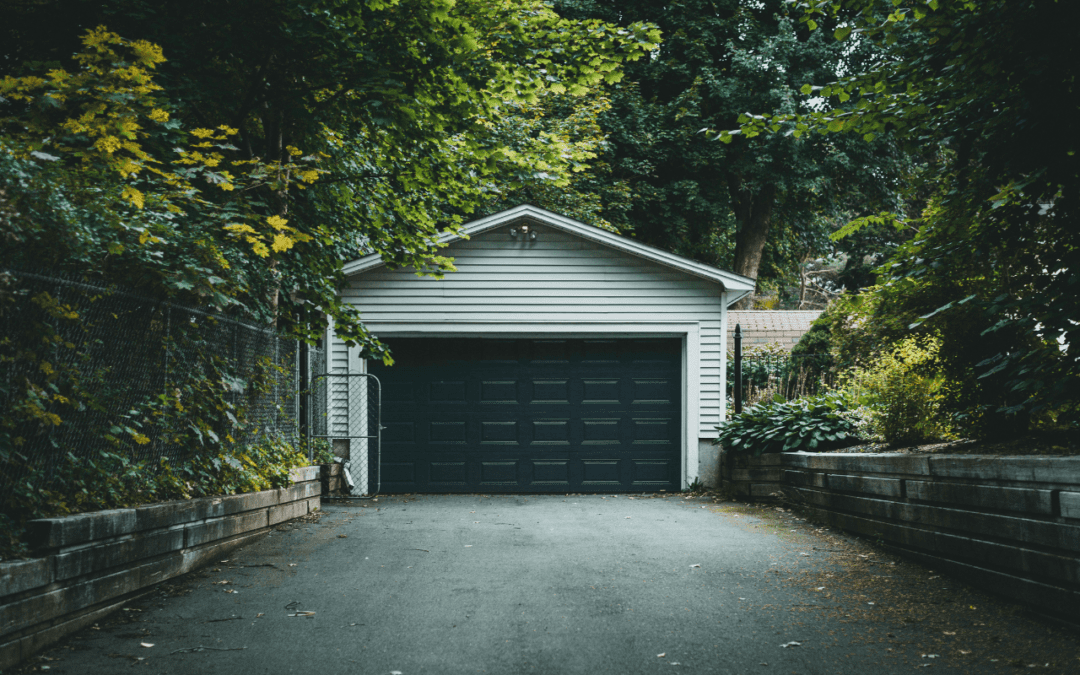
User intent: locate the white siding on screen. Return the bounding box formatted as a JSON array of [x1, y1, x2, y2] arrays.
[[339, 224, 728, 438]]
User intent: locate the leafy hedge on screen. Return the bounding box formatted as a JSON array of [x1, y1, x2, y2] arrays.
[[715, 390, 864, 455], [1, 435, 318, 559]]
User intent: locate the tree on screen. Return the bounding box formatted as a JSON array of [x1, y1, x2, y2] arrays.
[[552, 0, 905, 303], [737, 1, 1080, 430], [1, 0, 661, 354]]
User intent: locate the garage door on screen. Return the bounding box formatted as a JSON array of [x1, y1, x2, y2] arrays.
[[369, 338, 682, 493]]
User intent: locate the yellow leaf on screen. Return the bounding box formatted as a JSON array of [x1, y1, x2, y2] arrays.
[[271, 233, 295, 253]]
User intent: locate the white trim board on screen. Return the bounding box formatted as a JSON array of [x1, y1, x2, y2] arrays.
[[342, 204, 755, 306], [358, 321, 701, 490]]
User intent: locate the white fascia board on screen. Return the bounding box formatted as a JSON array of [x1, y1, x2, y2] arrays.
[[341, 204, 756, 293], [724, 290, 754, 308]]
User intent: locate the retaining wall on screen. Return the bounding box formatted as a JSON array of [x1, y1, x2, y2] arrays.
[[720, 450, 1080, 619], [0, 466, 320, 669]]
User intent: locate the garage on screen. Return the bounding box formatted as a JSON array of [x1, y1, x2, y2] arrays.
[[371, 337, 681, 493], [332, 204, 755, 492]]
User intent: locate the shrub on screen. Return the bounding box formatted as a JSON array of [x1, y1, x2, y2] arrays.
[[1, 434, 309, 559], [715, 390, 864, 456], [846, 335, 955, 446]]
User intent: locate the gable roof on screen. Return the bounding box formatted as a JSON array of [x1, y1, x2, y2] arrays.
[[342, 204, 756, 304]]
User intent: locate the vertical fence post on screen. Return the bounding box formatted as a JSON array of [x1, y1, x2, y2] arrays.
[[298, 340, 310, 460], [734, 323, 743, 416]]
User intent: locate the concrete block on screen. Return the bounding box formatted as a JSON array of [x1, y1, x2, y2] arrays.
[[289, 466, 320, 483], [907, 480, 1053, 515], [784, 470, 827, 488], [135, 500, 207, 531], [782, 452, 931, 476], [180, 529, 268, 575], [827, 474, 903, 498], [928, 455, 1080, 485], [880, 545, 1080, 621], [0, 556, 181, 640], [725, 481, 750, 499], [279, 480, 321, 503], [26, 509, 137, 550], [931, 531, 1080, 586], [697, 440, 719, 488], [0, 587, 151, 671], [750, 483, 781, 498], [205, 490, 280, 519], [52, 526, 185, 582], [269, 499, 308, 526], [0, 559, 51, 598], [731, 469, 782, 483], [321, 463, 343, 478], [184, 510, 268, 549], [801, 489, 1080, 553], [1060, 491, 1080, 520]]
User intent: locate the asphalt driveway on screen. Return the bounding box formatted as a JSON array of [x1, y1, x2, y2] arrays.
[[15, 494, 1078, 674]]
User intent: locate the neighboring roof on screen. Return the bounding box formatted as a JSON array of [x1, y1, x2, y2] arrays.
[[342, 204, 756, 303], [726, 311, 823, 351], [728, 310, 823, 333]]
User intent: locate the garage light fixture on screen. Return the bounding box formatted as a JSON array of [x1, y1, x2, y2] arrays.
[[510, 225, 536, 240]]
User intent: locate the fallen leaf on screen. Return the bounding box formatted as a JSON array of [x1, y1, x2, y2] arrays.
[[657, 653, 666, 658], [140, 643, 154, 648], [256, 613, 264, 618], [625, 516, 632, 519], [690, 564, 701, 568], [464, 545, 472, 548], [213, 580, 231, 585], [780, 641, 801, 648], [959, 650, 971, 655], [943, 631, 956, 636], [287, 611, 316, 618], [338, 534, 348, 538]]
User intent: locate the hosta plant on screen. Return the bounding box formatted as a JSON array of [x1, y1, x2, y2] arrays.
[[715, 390, 865, 456]]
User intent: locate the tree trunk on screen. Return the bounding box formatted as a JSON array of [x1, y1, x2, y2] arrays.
[[728, 177, 777, 309]]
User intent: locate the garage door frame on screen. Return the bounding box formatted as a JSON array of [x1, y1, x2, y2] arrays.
[[346, 320, 701, 490]]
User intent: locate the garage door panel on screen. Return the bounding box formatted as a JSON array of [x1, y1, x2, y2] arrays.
[[370, 338, 681, 493], [429, 461, 468, 485], [531, 460, 570, 486]]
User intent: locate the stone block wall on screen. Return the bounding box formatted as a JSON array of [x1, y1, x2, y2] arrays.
[[0, 466, 320, 669], [720, 451, 1080, 619]]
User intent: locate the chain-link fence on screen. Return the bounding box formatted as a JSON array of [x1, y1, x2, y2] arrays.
[[309, 373, 380, 497], [0, 269, 300, 504]]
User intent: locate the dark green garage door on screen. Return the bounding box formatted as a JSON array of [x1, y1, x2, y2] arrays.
[[369, 338, 682, 493]]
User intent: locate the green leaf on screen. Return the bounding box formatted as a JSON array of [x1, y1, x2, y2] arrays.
[[834, 26, 852, 41], [800, 83, 813, 95]]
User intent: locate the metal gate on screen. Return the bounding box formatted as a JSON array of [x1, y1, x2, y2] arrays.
[[309, 373, 381, 497]]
